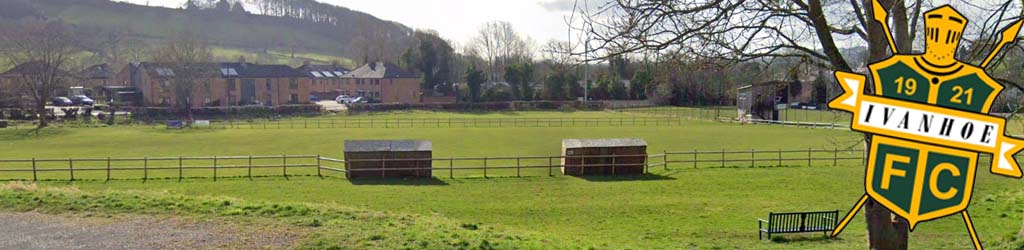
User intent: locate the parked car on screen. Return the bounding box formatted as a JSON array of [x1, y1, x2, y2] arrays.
[[70, 95, 95, 106], [335, 95, 359, 104], [51, 97, 73, 106]]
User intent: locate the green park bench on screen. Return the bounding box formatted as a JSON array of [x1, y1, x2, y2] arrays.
[[758, 210, 838, 240]]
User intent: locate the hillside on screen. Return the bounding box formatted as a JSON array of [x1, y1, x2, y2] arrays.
[[0, 0, 419, 67]]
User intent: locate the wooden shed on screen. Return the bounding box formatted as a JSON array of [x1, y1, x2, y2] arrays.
[[344, 140, 432, 178], [561, 138, 647, 176]]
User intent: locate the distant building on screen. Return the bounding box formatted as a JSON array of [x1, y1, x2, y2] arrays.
[[339, 62, 425, 104], [76, 63, 116, 89], [296, 62, 350, 100], [116, 61, 312, 107], [736, 80, 818, 121], [0, 61, 74, 107]]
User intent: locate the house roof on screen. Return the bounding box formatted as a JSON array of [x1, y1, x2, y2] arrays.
[[296, 64, 350, 78], [562, 138, 647, 148], [342, 62, 418, 79], [77, 63, 114, 79], [134, 62, 306, 79], [1, 61, 73, 77], [344, 140, 432, 152], [218, 63, 307, 78]]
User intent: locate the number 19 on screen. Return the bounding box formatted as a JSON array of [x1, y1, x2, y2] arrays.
[[895, 77, 917, 96]]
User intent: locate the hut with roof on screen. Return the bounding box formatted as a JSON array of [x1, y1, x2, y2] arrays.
[[344, 140, 433, 179], [561, 138, 647, 176]]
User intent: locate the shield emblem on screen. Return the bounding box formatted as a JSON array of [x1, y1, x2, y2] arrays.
[[866, 136, 978, 229]]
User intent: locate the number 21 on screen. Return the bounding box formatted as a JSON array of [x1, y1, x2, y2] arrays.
[[950, 86, 973, 105]]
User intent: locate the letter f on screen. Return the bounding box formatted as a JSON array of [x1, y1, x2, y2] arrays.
[[882, 154, 911, 190]]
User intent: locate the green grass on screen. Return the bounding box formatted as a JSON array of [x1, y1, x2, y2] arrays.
[[0, 183, 563, 249], [1, 110, 1023, 249]]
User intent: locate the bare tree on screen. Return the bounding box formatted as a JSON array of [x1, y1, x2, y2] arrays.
[[0, 21, 81, 128], [472, 21, 535, 82], [153, 32, 213, 122], [571, 0, 1024, 248]]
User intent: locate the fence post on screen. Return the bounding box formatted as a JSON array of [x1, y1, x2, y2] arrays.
[[31, 158, 37, 182], [248, 156, 253, 180], [834, 148, 838, 167], [751, 149, 755, 167], [283, 155, 288, 178], [548, 156, 553, 176], [483, 157, 488, 178], [664, 150, 669, 170], [178, 156, 183, 182], [106, 157, 111, 182], [449, 157, 454, 179], [692, 149, 700, 169], [213, 156, 218, 182], [516, 157, 521, 177], [317, 155, 322, 178], [808, 148, 812, 167], [778, 149, 782, 166], [721, 149, 725, 168], [67, 158, 76, 181], [143, 157, 148, 181]]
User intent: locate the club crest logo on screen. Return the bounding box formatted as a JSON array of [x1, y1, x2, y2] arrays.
[[828, 1, 1024, 249]]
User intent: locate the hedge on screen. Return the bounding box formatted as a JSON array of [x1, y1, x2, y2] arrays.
[[128, 104, 322, 120], [347, 101, 605, 113]]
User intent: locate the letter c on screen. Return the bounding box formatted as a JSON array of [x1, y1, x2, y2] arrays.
[[929, 163, 961, 200]]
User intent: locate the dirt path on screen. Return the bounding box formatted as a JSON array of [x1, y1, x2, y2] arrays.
[[0, 212, 306, 249]]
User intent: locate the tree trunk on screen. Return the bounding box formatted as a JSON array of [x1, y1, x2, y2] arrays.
[[863, 0, 910, 249], [34, 101, 47, 128]]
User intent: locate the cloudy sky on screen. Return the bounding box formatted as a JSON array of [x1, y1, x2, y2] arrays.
[[115, 0, 593, 47]]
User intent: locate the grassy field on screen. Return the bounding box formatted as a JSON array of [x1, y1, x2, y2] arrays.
[[1, 110, 1023, 249]]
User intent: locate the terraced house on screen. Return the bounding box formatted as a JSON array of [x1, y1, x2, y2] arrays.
[[295, 62, 350, 100], [117, 61, 312, 107], [338, 62, 423, 103]]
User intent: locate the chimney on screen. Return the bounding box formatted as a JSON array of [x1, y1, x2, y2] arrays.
[[369, 62, 378, 71]]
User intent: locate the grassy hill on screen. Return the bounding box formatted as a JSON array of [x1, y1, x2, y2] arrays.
[[2, 0, 417, 67]]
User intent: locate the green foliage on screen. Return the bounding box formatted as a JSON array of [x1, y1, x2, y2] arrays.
[[504, 63, 535, 101], [465, 65, 485, 103], [609, 80, 627, 100], [590, 74, 612, 100], [630, 70, 652, 100]]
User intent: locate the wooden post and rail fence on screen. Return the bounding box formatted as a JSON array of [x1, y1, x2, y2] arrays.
[[0, 148, 883, 182]]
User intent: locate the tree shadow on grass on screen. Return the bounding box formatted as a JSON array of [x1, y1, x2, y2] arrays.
[[575, 173, 676, 182], [348, 177, 449, 186]]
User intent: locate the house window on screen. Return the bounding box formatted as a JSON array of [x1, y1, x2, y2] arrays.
[[289, 78, 298, 90], [227, 79, 236, 90], [289, 94, 298, 103], [374, 79, 380, 85], [266, 79, 272, 90], [204, 97, 211, 105]]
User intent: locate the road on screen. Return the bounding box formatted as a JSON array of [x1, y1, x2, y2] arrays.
[[314, 100, 347, 112], [0, 212, 304, 250]]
